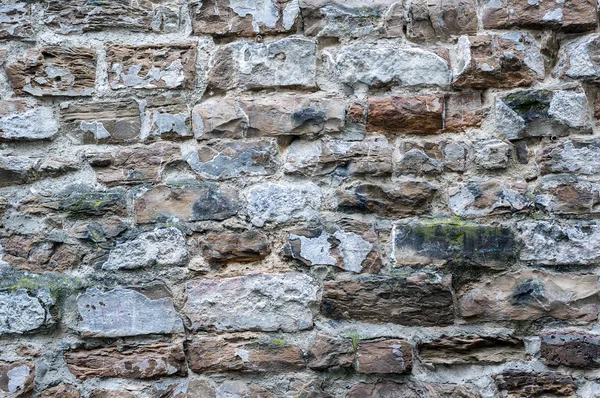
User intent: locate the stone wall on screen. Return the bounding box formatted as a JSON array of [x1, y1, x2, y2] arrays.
[[0, 0, 600, 397]]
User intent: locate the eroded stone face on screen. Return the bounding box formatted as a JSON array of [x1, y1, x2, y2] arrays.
[[418, 335, 525, 365], [183, 273, 318, 332], [535, 175, 600, 215], [0, 289, 53, 335], [0, 156, 77, 188], [407, 0, 477, 41], [449, 180, 531, 218], [394, 139, 470, 175], [40, 384, 80, 398], [107, 43, 196, 90], [367, 95, 444, 134], [307, 334, 354, 370], [347, 381, 480, 398], [141, 96, 192, 141], [7, 47, 97, 96], [540, 333, 600, 368], [494, 371, 577, 398], [356, 339, 412, 375], [201, 230, 271, 264], [556, 34, 600, 82], [0, 100, 58, 141], [192, 97, 248, 140], [0, 361, 34, 397], [537, 139, 600, 175], [0, 4, 33, 40]]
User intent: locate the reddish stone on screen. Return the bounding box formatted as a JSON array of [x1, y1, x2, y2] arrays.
[[356, 339, 412, 374], [367, 95, 444, 134]]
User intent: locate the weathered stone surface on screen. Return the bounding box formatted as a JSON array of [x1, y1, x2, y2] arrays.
[[321, 274, 454, 326], [106, 43, 196, 90], [188, 337, 305, 373], [0, 100, 58, 141], [496, 86, 592, 140], [445, 93, 484, 132], [407, 0, 477, 41], [141, 96, 192, 141], [76, 288, 183, 337], [556, 34, 600, 82], [494, 371, 577, 398], [90, 391, 136, 398], [247, 182, 321, 227], [61, 99, 141, 144], [153, 379, 188, 398], [393, 222, 517, 269], [336, 182, 437, 217], [44, 0, 180, 34], [519, 222, 600, 266], [537, 138, 600, 175], [284, 136, 392, 176], [216, 381, 273, 398], [541, 333, 600, 368], [449, 180, 531, 218], [348, 381, 480, 398], [327, 44, 451, 89], [1, 234, 85, 273], [7, 47, 97, 96], [86, 142, 181, 186], [209, 38, 316, 91], [201, 230, 270, 264], [356, 339, 412, 375], [184, 273, 318, 332], [307, 334, 354, 370], [394, 139, 470, 175], [192, 97, 248, 140], [65, 343, 187, 379], [285, 219, 382, 273], [191, 0, 299, 36], [0, 156, 77, 188], [473, 139, 511, 170], [0, 361, 34, 397], [458, 270, 600, 322], [134, 182, 239, 223], [482, 0, 597, 32], [453, 33, 544, 89], [367, 95, 444, 134], [535, 175, 599, 215], [0, 289, 53, 335], [418, 335, 525, 365], [40, 384, 80, 398], [186, 140, 279, 179], [0, 4, 33, 40]]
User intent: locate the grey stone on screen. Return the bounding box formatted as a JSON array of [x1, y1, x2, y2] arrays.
[[537, 138, 600, 175], [0, 100, 58, 141], [556, 34, 600, 82], [140, 96, 192, 141], [246, 182, 322, 227], [449, 180, 531, 218], [407, 0, 477, 41], [0, 156, 77, 187], [0, 4, 33, 40], [183, 272, 318, 332], [76, 288, 183, 337], [0, 289, 53, 335], [102, 227, 188, 270], [473, 139, 512, 170], [192, 97, 248, 140], [534, 174, 600, 215]]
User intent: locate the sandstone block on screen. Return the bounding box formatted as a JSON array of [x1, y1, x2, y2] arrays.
[[537, 139, 600, 175], [321, 274, 454, 326], [1, 234, 85, 273], [141, 96, 192, 141], [540, 333, 600, 368], [0, 156, 77, 188], [449, 180, 531, 218], [307, 334, 354, 370], [445, 92, 484, 132], [348, 381, 480, 398], [407, 0, 477, 41], [192, 97, 248, 140], [40, 384, 80, 398], [356, 339, 412, 375], [418, 335, 525, 365], [0, 361, 34, 397], [201, 230, 270, 264], [0, 100, 58, 141], [0, 4, 33, 40], [0, 289, 53, 335], [183, 273, 318, 332], [7, 47, 97, 96], [367, 95, 444, 134], [535, 175, 599, 215], [494, 371, 577, 398]]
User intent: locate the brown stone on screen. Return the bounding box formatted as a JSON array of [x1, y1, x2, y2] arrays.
[[192, 97, 248, 140], [191, 0, 299, 36], [482, 0, 597, 32], [407, 0, 477, 41], [394, 139, 470, 175], [1, 235, 85, 273], [65, 343, 187, 379], [449, 180, 531, 218], [418, 335, 525, 365], [106, 43, 196, 90], [356, 339, 412, 374], [0, 4, 33, 40], [86, 142, 181, 186], [0, 361, 34, 397], [187, 337, 305, 373], [134, 182, 239, 223], [321, 274, 454, 326], [540, 333, 600, 368], [307, 334, 354, 370], [7, 47, 97, 96], [40, 384, 80, 398], [452, 34, 544, 89], [445, 93, 483, 132], [348, 381, 480, 398], [140, 96, 192, 141], [535, 175, 600, 215], [367, 95, 444, 134], [458, 270, 600, 323], [494, 371, 577, 398], [90, 391, 136, 398], [201, 230, 271, 264], [336, 182, 438, 217]]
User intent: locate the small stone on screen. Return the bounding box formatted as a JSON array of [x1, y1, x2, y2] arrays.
[[106, 43, 196, 90], [187, 337, 305, 373], [90, 391, 136, 398], [246, 182, 321, 227], [453, 33, 544, 89], [407, 0, 477, 41], [321, 274, 454, 326], [458, 270, 600, 322], [0, 289, 53, 335], [0, 100, 58, 141], [449, 179, 531, 218], [186, 140, 279, 180], [65, 343, 187, 379], [556, 34, 600, 82], [0, 361, 34, 397], [307, 334, 354, 370], [209, 38, 317, 91], [184, 273, 318, 332], [348, 381, 480, 398], [336, 182, 437, 217], [540, 333, 600, 368], [356, 339, 412, 375], [537, 138, 600, 175], [367, 95, 444, 134], [0, 4, 33, 40], [192, 97, 248, 140], [201, 230, 271, 264], [445, 92, 483, 132], [216, 381, 273, 398], [134, 182, 239, 223], [153, 379, 188, 398], [7, 47, 97, 96], [394, 139, 470, 175], [141, 96, 192, 141], [40, 384, 80, 398], [418, 335, 525, 365], [473, 139, 511, 170], [494, 371, 577, 398], [534, 175, 599, 215]]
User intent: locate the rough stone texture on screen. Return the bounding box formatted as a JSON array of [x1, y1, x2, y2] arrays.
[[556, 34, 600, 82], [0, 234, 85, 273], [106, 44, 196, 90], [418, 335, 525, 365], [39, 384, 80, 398], [307, 334, 354, 370], [6, 47, 97, 96], [394, 139, 470, 175], [494, 371, 577, 398], [141, 96, 192, 141], [537, 138, 600, 175], [0, 100, 58, 141], [445, 92, 484, 132], [355, 339, 412, 375], [0, 4, 33, 40], [0, 361, 34, 397], [367, 95, 444, 134], [459, 270, 600, 322], [0, 156, 77, 188], [540, 333, 600, 368], [321, 274, 454, 326], [473, 139, 512, 170], [449, 180, 531, 218], [65, 343, 187, 379], [408, 0, 477, 41], [0, 290, 53, 335], [535, 174, 600, 215], [347, 381, 480, 398], [201, 230, 271, 264], [184, 273, 318, 332]]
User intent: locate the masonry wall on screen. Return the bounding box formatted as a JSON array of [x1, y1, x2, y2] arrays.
[[1, 0, 600, 397]]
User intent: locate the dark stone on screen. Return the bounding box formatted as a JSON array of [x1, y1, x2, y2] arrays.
[[540, 333, 600, 368], [494, 371, 577, 398]]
